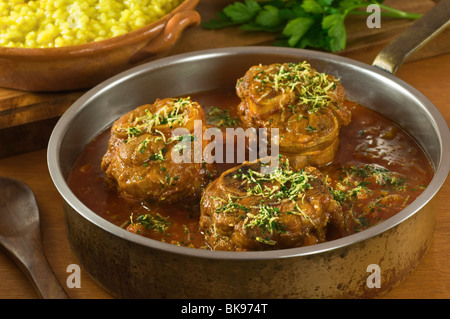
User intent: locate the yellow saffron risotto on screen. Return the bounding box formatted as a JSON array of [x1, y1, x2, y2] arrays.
[[0, 0, 183, 48]]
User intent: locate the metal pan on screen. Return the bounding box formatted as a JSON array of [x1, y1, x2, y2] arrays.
[[48, 0, 450, 298]]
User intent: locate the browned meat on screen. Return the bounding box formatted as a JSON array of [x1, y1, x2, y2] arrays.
[[199, 159, 344, 251], [101, 97, 216, 203], [236, 62, 351, 169]]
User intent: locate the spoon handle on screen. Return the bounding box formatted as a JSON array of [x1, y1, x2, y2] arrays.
[[0, 232, 69, 299]]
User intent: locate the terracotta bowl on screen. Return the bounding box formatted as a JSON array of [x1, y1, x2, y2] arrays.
[[0, 0, 200, 92]]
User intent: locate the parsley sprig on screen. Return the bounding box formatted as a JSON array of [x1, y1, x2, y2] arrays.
[[203, 0, 421, 52]]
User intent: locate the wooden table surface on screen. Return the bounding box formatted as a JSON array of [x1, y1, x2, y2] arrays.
[[0, 0, 449, 299]]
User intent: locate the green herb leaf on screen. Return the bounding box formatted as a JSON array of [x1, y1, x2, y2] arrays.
[[254, 5, 283, 29], [282, 16, 314, 47], [301, 0, 324, 14], [223, 0, 261, 23], [322, 13, 346, 52]]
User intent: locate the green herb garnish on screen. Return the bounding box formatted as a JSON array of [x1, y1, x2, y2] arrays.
[[121, 97, 192, 142], [203, 0, 421, 52], [207, 106, 240, 128], [254, 62, 340, 111], [130, 213, 172, 234], [212, 160, 319, 242]]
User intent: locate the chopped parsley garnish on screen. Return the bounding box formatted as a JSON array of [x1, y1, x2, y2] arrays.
[[328, 163, 410, 233], [340, 164, 407, 191], [212, 194, 251, 214], [149, 148, 166, 162], [244, 204, 285, 235], [212, 160, 319, 244], [120, 97, 192, 142], [253, 62, 340, 112], [207, 106, 240, 128], [130, 213, 172, 234], [233, 161, 313, 202]]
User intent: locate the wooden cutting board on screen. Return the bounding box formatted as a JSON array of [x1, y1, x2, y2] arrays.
[[0, 0, 448, 158], [0, 89, 84, 157]]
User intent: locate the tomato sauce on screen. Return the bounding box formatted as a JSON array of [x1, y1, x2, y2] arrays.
[[66, 88, 434, 249]]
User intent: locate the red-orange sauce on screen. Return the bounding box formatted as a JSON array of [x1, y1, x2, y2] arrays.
[[67, 88, 434, 249]]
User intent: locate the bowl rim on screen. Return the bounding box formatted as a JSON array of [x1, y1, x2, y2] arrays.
[[0, 0, 199, 57], [47, 46, 450, 261]]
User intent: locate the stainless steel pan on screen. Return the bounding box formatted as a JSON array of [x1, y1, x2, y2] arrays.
[[48, 0, 450, 298]]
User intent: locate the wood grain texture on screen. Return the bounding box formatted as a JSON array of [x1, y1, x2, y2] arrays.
[[0, 0, 449, 299]]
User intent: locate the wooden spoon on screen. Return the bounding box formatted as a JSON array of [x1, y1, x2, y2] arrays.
[[0, 177, 68, 299]]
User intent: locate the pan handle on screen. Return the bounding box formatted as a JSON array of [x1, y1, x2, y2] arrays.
[[372, 0, 450, 74]]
